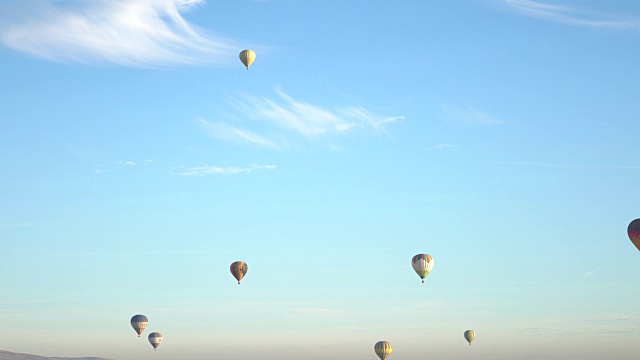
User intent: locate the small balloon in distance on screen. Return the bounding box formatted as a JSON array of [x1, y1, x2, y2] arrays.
[[374, 341, 392, 360], [239, 50, 256, 70], [464, 330, 475, 345], [411, 254, 434, 283], [148, 332, 163, 350], [130, 314, 148, 337], [230, 261, 248, 284]]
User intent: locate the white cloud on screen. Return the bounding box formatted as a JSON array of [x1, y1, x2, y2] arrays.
[[230, 86, 361, 136], [500, 0, 640, 29], [205, 86, 404, 149], [341, 107, 404, 131], [197, 118, 282, 150], [583, 268, 599, 280], [427, 144, 455, 150], [172, 163, 276, 176], [441, 105, 503, 126], [0, 0, 237, 66]]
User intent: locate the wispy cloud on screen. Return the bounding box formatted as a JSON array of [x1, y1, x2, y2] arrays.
[[172, 163, 276, 176], [500, 0, 640, 30], [203, 86, 403, 149], [0, 0, 237, 66], [114, 159, 154, 167], [441, 105, 503, 126], [230, 86, 401, 136], [583, 268, 599, 280], [427, 144, 455, 150], [197, 118, 282, 150]]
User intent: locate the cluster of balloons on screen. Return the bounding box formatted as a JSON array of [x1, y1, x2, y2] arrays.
[[129, 261, 248, 351], [125, 53, 257, 352], [150, 38, 640, 359], [374, 331, 475, 360], [132, 253, 482, 355], [130, 314, 163, 350], [373, 217, 640, 358], [373, 255, 474, 359]]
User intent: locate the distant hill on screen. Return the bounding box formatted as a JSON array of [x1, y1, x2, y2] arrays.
[[0, 350, 110, 360]]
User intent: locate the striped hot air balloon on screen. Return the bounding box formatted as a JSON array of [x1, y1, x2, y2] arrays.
[[464, 330, 475, 345], [148, 332, 163, 350], [374, 341, 392, 360], [628, 219, 640, 251], [230, 261, 248, 284], [411, 254, 434, 283], [130, 314, 148, 337]]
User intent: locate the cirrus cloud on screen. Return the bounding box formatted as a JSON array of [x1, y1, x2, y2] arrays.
[[0, 0, 237, 67], [200, 86, 404, 149], [499, 0, 640, 30], [172, 163, 276, 176]]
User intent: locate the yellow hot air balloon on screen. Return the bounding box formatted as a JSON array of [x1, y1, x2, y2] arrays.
[[239, 50, 256, 70], [374, 341, 392, 360], [464, 330, 475, 345]]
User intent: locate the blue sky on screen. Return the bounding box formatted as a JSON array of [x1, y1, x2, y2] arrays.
[[1, 0, 640, 359]]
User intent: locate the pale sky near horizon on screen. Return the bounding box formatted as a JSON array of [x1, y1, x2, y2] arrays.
[[1, 1, 640, 359]]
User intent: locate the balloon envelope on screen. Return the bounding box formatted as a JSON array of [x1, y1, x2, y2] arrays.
[[464, 330, 475, 345], [148, 332, 163, 350], [230, 261, 248, 284], [374, 341, 392, 360], [239, 50, 256, 69], [130, 314, 148, 337], [411, 254, 434, 283], [628, 219, 640, 251]]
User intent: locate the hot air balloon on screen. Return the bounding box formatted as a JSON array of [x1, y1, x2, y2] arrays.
[[374, 341, 392, 360], [130, 314, 148, 337], [230, 261, 248, 284], [464, 330, 475, 346], [148, 332, 163, 350], [628, 219, 640, 251], [411, 254, 434, 283], [239, 50, 256, 70]]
